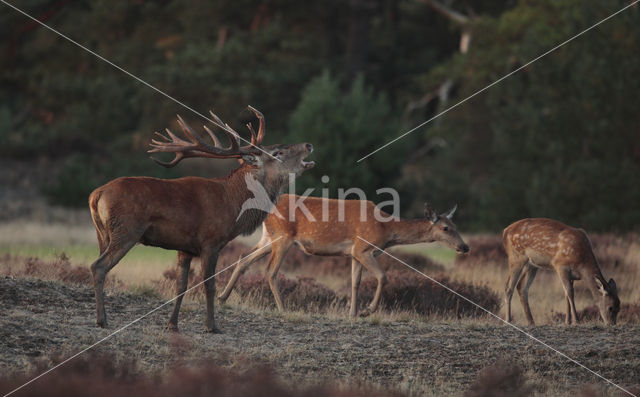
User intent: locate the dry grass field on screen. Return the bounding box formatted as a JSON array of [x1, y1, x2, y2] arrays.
[[1, 219, 640, 396]]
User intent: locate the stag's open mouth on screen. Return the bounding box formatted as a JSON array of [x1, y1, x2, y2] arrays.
[[301, 145, 315, 169]]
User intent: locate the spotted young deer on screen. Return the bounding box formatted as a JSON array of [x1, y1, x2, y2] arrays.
[[88, 107, 314, 332], [503, 218, 619, 326], [218, 196, 469, 317]]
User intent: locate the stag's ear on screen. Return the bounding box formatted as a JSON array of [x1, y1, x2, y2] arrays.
[[241, 154, 260, 166], [424, 203, 438, 223], [608, 278, 617, 294], [442, 204, 457, 220], [595, 277, 608, 296]]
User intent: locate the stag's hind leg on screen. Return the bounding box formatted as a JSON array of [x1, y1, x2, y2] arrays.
[[90, 238, 138, 328], [516, 265, 538, 326], [167, 251, 193, 332], [504, 255, 528, 323]]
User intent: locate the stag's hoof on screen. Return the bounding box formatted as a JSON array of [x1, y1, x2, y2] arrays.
[[217, 295, 228, 304], [204, 326, 223, 334], [96, 320, 107, 328], [167, 323, 179, 332]]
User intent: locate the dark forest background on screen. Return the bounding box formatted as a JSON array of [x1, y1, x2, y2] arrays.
[[1, 0, 639, 232]]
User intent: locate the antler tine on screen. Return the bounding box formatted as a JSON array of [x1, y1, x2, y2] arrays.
[[246, 123, 257, 146], [247, 105, 265, 145], [147, 113, 252, 167], [209, 110, 240, 152], [150, 152, 185, 168], [177, 115, 214, 149], [203, 125, 222, 148]]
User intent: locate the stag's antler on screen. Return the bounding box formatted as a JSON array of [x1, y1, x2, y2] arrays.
[[148, 107, 265, 167]]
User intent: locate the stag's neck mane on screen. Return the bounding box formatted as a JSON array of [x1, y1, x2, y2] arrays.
[[224, 163, 289, 236]]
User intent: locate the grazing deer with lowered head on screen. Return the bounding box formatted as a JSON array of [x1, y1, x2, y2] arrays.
[[218, 196, 469, 317], [88, 107, 314, 332], [503, 218, 619, 326]]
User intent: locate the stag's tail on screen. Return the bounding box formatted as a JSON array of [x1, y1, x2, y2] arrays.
[[89, 188, 109, 254]]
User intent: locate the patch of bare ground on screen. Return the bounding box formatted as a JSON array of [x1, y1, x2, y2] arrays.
[[1, 276, 639, 396]]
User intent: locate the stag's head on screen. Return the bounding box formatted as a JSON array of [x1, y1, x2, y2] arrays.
[[595, 277, 619, 325], [423, 203, 469, 254], [148, 106, 314, 179]]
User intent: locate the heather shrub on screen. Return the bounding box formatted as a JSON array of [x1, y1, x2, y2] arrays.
[[454, 235, 506, 268], [0, 352, 401, 397], [157, 265, 342, 312], [0, 253, 120, 289], [463, 362, 531, 397], [357, 270, 501, 318]]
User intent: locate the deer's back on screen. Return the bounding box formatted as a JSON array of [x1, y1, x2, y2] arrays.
[[90, 176, 236, 252], [265, 195, 385, 255], [503, 218, 594, 267]]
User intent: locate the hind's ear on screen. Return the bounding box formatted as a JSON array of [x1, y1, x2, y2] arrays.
[[595, 277, 608, 296], [424, 203, 438, 223]]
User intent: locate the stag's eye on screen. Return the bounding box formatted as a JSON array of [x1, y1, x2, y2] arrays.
[[443, 227, 449, 232]]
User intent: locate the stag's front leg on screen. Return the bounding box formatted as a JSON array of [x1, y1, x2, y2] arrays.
[[167, 251, 192, 332], [200, 248, 221, 333]]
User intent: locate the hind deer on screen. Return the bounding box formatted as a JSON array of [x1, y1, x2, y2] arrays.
[[88, 106, 314, 332], [218, 196, 469, 317], [503, 218, 619, 326]]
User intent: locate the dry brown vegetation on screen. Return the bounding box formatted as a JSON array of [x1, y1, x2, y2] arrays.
[[0, 352, 401, 397], [2, 233, 640, 396]]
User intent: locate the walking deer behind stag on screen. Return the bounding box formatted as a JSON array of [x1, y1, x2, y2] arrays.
[[503, 218, 619, 326], [218, 196, 469, 317], [88, 106, 314, 332]]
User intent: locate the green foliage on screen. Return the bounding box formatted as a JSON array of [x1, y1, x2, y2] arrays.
[[412, 0, 640, 232], [42, 154, 179, 207], [2, 0, 639, 233], [288, 71, 407, 199]]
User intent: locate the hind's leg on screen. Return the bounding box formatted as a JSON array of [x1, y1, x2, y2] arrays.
[[90, 238, 138, 328], [517, 265, 538, 326], [504, 255, 527, 323]]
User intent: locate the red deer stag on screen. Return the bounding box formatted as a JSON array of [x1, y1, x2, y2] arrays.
[[88, 107, 314, 332], [503, 218, 619, 326], [218, 196, 469, 317]]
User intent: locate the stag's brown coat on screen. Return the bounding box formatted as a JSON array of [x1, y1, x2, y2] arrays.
[[88, 107, 314, 332]]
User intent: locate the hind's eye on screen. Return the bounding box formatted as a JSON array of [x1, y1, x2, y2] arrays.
[[443, 227, 449, 232]]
